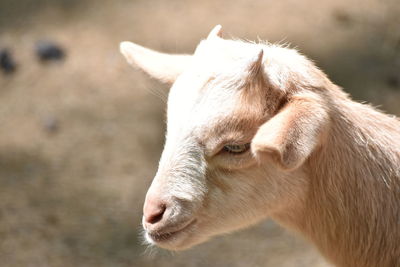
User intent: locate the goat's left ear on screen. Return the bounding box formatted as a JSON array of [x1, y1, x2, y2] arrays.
[[120, 41, 192, 84], [251, 92, 329, 170]]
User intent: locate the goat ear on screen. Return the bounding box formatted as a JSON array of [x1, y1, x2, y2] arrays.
[[251, 92, 329, 170], [120, 41, 192, 84]]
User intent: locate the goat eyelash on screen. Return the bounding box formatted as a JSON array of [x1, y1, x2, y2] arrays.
[[222, 143, 251, 154]]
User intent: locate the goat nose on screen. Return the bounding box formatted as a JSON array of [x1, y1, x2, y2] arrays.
[[143, 198, 167, 224]]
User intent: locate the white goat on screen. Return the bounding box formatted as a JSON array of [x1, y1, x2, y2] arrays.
[[120, 25, 400, 267]]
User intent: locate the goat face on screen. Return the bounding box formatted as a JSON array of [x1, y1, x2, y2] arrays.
[[120, 26, 329, 250]]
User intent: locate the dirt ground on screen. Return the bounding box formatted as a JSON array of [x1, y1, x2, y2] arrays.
[[0, 0, 399, 266]]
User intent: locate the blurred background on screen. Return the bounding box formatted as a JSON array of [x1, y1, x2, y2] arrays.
[[0, 0, 399, 266]]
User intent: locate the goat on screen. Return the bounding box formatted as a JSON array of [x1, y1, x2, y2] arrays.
[[120, 25, 400, 267]]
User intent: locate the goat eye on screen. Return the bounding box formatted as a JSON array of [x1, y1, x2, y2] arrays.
[[223, 143, 250, 154]]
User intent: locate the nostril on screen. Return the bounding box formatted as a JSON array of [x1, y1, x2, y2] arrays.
[[145, 204, 166, 224]]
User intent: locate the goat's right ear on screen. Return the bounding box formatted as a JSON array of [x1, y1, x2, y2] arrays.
[[251, 92, 329, 171], [120, 41, 192, 84]]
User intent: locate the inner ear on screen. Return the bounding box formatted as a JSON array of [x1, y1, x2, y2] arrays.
[[251, 92, 329, 170]]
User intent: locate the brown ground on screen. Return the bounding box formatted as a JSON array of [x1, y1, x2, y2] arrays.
[[0, 0, 399, 266]]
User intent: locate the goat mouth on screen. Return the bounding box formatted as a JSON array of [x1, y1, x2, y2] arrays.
[[146, 219, 197, 244]]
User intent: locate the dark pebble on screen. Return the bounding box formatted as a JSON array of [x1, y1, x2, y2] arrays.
[[42, 116, 60, 134], [35, 40, 65, 62], [333, 10, 353, 27], [0, 49, 17, 74], [386, 75, 400, 89], [45, 214, 59, 226]]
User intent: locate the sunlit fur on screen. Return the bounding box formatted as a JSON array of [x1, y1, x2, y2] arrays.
[[120, 26, 400, 267]]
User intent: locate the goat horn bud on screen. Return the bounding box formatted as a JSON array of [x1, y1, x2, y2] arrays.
[[207, 25, 223, 40]]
